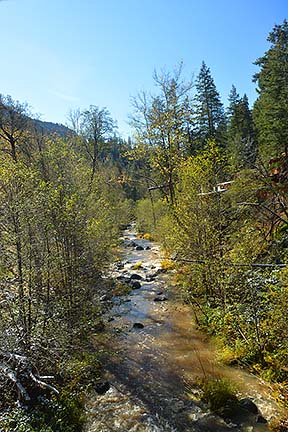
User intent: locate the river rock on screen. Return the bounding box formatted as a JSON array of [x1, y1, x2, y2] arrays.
[[133, 322, 144, 329], [145, 246, 151, 250], [154, 295, 168, 302], [256, 415, 267, 424], [95, 381, 110, 395], [156, 268, 168, 274], [150, 268, 167, 278], [127, 241, 136, 247], [130, 281, 141, 289], [239, 398, 258, 414], [135, 245, 144, 251], [130, 273, 143, 280], [116, 275, 131, 284]]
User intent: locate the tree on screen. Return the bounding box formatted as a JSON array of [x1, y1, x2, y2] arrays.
[[131, 63, 193, 204], [78, 106, 117, 182], [227, 88, 257, 170], [253, 20, 288, 160], [194, 62, 226, 150], [0, 95, 31, 162]]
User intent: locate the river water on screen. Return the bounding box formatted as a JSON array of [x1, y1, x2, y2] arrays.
[[85, 225, 287, 432]]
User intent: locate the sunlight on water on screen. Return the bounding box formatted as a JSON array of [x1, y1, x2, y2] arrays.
[[86, 225, 287, 432]]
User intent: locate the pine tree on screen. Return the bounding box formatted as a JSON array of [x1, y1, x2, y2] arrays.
[[194, 62, 226, 150], [253, 20, 288, 160], [227, 87, 257, 170]]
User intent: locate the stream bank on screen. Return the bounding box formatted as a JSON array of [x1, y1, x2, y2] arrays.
[[85, 224, 287, 432]]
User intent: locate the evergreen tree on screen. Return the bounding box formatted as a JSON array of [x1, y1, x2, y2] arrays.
[[253, 20, 288, 160], [227, 88, 257, 170], [194, 62, 226, 150], [227, 85, 241, 117]]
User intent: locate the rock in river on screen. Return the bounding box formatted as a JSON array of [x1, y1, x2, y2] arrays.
[[95, 381, 110, 395], [130, 273, 143, 280], [239, 398, 258, 414], [154, 295, 168, 302], [130, 281, 141, 289], [133, 322, 144, 329], [135, 245, 144, 251]]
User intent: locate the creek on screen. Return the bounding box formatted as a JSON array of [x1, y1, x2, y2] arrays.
[[85, 224, 286, 432]]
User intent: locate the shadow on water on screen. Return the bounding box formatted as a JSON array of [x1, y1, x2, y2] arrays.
[[86, 226, 286, 432]]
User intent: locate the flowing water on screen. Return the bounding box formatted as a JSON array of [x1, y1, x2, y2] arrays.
[[85, 225, 287, 432]]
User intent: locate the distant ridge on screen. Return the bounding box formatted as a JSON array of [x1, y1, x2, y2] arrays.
[[33, 118, 73, 137]]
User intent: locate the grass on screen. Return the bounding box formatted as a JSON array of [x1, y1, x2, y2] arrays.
[[199, 377, 238, 412]]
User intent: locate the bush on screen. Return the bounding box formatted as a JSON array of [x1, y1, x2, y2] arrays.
[[200, 377, 238, 412]]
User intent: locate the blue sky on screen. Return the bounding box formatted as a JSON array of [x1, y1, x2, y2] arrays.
[[0, 0, 286, 138]]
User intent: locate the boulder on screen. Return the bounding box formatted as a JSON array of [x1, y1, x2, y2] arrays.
[[133, 322, 144, 329], [131, 281, 141, 289], [135, 245, 144, 251], [130, 273, 143, 280], [256, 415, 267, 424], [95, 381, 110, 395], [145, 246, 151, 250], [239, 398, 258, 414]]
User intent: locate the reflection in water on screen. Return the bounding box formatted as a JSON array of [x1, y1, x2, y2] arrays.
[[86, 227, 286, 432]]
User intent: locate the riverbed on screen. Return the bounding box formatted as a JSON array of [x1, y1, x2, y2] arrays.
[[85, 225, 287, 432]]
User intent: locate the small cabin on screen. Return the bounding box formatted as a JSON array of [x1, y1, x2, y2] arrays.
[[199, 180, 234, 196]]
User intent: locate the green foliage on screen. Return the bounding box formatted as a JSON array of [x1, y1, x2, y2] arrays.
[[253, 19, 288, 160], [60, 352, 101, 392], [194, 62, 226, 150], [0, 95, 135, 428], [131, 63, 193, 203], [200, 377, 237, 412], [136, 197, 167, 235], [227, 89, 257, 171], [0, 393, 85, 432]]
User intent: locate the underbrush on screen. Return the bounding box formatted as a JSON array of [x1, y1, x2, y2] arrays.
[[199, 377, 238, 413], [0, 350, 101, 432]]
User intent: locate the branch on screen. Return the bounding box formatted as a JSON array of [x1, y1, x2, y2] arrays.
[[237, 201, 288, 225], [0, 362, 31, 401], [29, 372, 59, 395]]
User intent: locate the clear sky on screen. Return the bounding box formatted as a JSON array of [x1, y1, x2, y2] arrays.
[[0, 0, 286, 138]]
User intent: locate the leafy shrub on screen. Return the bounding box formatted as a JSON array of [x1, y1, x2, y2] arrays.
[[161, 259, 174, 270]]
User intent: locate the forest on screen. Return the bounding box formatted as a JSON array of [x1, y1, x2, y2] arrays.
[[0, 20, 287, 431]]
